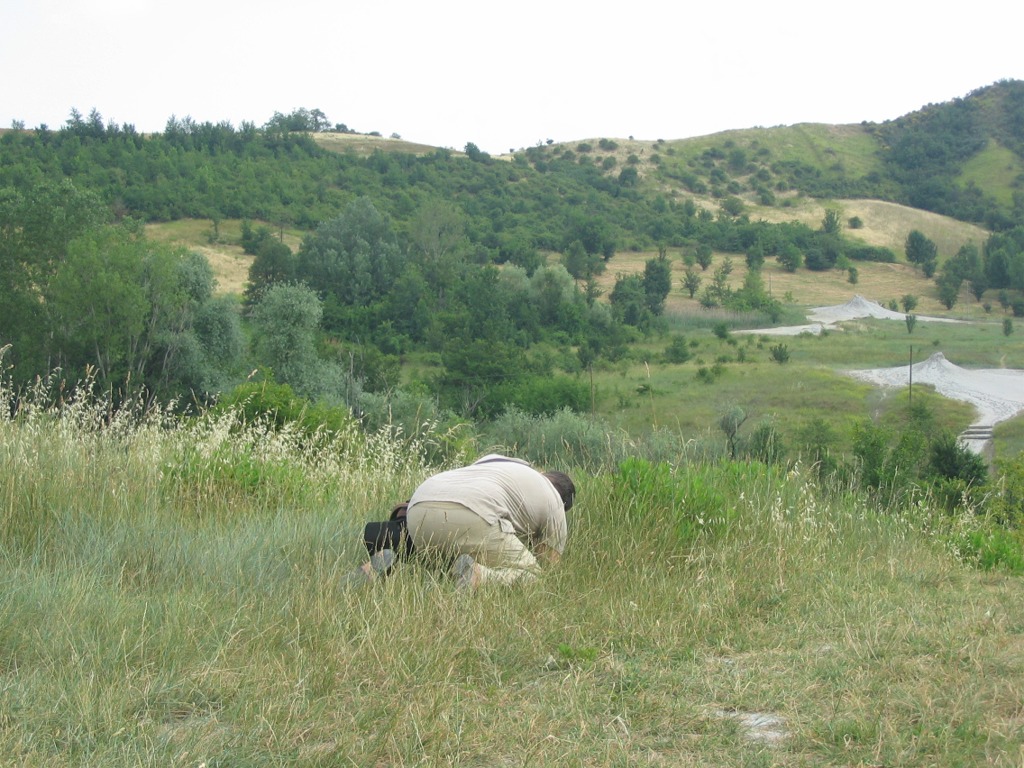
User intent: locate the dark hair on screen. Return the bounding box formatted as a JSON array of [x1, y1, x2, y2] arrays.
[[543, 471, 576, 511]]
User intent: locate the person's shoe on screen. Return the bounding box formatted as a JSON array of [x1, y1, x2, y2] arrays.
[[452, 553, 480, 591], [343, 549, 396, 588]]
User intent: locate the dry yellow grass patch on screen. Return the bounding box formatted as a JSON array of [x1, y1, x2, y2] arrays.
[[194, 244, 253, 296], [752, 198, 989, 258], [312, 132, 444, 156], [145, 219, 306, 297], [592, 247, 980, 319]]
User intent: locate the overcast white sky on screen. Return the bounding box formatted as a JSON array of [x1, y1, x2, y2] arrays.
[[2, 1, 1021, 155]]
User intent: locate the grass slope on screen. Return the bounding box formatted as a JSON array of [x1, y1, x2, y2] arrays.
[[1, 398, 1021, 766]]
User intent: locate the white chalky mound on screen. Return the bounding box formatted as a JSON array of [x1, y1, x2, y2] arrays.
[[846, 352, 1024, 428], [807, 295, 963, 325]]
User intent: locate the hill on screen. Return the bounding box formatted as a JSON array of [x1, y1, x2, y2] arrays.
[[3, 81, 1024, 466]]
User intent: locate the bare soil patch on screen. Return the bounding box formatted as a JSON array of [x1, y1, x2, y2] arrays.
[[848, 351, 1024, 429]]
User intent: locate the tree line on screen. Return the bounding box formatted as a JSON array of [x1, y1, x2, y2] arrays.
[[4, 102, 1024, 422]]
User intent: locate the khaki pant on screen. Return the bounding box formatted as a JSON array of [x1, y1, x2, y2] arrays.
[[406, 501, 540, 586]]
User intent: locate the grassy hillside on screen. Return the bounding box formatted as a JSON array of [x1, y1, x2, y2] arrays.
[[312, 131, 449, 157], [1, 389, 1022, 766], [149, 198, 1023, 461]]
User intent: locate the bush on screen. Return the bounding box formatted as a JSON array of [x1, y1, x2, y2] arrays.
[[609, 458, 729, 545], [846, 245, 896, 263], [770, 343, 790, 364], [746, 420, 787, 465], [990, 452, 1024, 527], [215, 378, 352, 436], [664, 335, 692, 364], [498, 375, 590, 417], [956, 528, 1024, 573]]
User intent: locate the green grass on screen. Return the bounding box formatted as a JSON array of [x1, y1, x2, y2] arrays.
[[2, 392, 1022, 766], [661, 122, 886, 181], [959, 139, 1023, 207], [592, 310, 1020, 452]]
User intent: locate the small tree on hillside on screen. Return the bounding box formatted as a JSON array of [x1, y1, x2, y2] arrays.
[[936, 274, 962, 310], [905, 230, 936, 264], [821, 208, 842, 235], [682, 267, 702, 298], [777, 243, 802, 272], [719, 406, 748, 459], [695, 243, 713, 271], [642, 254, 672, 315]]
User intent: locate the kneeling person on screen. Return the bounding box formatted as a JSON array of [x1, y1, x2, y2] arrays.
[[406, 454, 575, 589]]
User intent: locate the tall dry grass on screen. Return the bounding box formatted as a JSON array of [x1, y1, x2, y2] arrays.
[[1, 372, 1022, 766]]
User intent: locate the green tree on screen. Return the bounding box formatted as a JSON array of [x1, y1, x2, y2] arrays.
[[251, 283, 339, 399], [642, 254, 672, 315], [695, 243, 713, 271], [682, 267, 702, 298], [561, 239, 602, 281], [191, 295, 245, 392], [663, 335, 691, 364], [609, 274, 648, 327], [936, 273, 962, 310], [821, 208, 842, 235], [719, 406, 748, 459], [296, 197, 405, 311], [529, 265, 580, 330], [776, 243, 802, 272], [437, 338, 526, 418], [46, 227, 149, 383], [745, 242, 765, 271], [905, 229, 938, 272], [245, 237, 296, 306], [0, 180, 109, 381], [408, 199, 468, 271]]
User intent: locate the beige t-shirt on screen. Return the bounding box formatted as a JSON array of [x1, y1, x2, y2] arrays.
[[408, 455, 568, 553]]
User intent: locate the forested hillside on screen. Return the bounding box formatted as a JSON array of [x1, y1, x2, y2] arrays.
[[2, 81, 1024, 424]]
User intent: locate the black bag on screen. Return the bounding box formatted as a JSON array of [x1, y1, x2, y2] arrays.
[[362, 502, 415, 558]]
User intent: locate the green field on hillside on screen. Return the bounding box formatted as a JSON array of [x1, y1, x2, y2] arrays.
[[2, 387, 1022, 766]]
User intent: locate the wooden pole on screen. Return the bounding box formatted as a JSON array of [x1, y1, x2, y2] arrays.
[[908, 346, 913, 409]]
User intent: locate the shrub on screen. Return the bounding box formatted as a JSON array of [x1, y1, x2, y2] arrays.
[[957, 529, 1024, 573], [215, 378, 352, 436], [769, 343, 790, 364], [990, 452, 1024, 527], [609, 457, 729, 545], [846, 245, 895, 263], [664, 336, 692, 364], [498, 375, 590, 417], [746, 420, 787, 465]]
